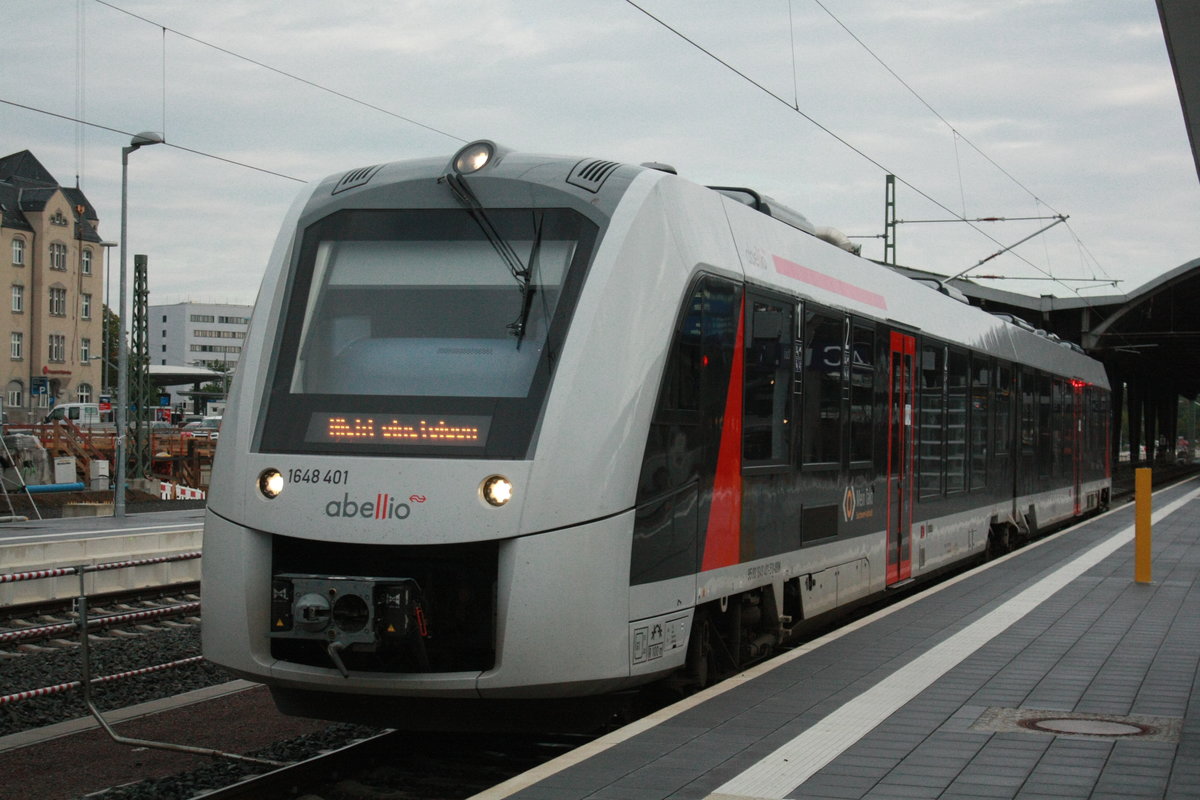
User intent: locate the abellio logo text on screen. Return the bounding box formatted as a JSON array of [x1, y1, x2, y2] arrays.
[[325, 493, 411, 520]]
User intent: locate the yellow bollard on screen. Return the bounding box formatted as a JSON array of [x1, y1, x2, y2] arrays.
[[1135, 467, 1152, 583]]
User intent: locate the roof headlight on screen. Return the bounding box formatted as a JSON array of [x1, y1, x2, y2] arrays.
[[453, 141, 495, 175], [481, 475, 513, 507], [258, 468, 284, 499]]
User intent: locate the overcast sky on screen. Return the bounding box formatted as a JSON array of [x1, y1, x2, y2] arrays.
[[3, 0, 1197, 313]]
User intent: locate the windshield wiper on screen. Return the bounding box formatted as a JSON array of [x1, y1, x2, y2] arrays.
[[442, 173, 544, 349], [443, 173, 527, 285], [508, 213, 544, 349]]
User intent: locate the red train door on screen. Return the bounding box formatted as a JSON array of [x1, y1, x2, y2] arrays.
[[887, 331, 916, 585]]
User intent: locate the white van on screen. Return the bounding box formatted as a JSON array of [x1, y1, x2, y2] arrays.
[[45, 403, 103, 426]]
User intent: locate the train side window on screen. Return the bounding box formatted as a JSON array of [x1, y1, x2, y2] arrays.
[[1020, 370, 1036, 454], [660, 286, 704, 415], [849, 322, 875, 464], [743, 292, 794, 466], [1038, 373, 1053, 480], [970, 356, 991, 489], [918, 342, 944, 498], [637, 276, 739, 500], [801, 310, 844, 465], [945, 348, 968, 493], [994, 364, 1012, 458]]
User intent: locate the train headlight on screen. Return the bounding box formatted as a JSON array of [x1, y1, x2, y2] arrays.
[[258, 468, 284, 499], [481, 475, 513, 507], [454, 141, 494, 174]]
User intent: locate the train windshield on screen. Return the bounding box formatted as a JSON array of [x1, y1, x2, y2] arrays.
[[260, 207, 599, 457]]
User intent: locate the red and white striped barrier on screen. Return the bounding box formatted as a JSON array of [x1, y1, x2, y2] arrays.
[[0, 552, 201, 585], [159, 482, 207, 500], [0, 656, 205, 706]]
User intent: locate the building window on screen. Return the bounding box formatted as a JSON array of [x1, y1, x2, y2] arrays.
[[48, 334, 65, 362], [6, 381, 22, 408], [218, 315, 249, 325], [82, 248, 93, 275], [49, 243, 68, 271], [77, 382, 93, 403], [81, 293, 92, 319], [49, 287, 67, 316], [10, 332, 22, 360], [190, 314, 215, 323], [81, 337, 91, 362], [11, 285, 23, 313], [12, 238, 26, 266]]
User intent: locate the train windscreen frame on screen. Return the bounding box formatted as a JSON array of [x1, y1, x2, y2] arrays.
[[260, 207, 599, 458]]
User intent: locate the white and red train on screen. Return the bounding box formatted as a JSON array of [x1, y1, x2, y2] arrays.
[[202, 141, 1110, 728]]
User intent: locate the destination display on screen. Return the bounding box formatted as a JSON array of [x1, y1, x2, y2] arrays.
[[304, 413, 490, 447]]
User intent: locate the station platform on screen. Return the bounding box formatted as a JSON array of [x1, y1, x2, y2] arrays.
[[476, 477, 1200, 800]]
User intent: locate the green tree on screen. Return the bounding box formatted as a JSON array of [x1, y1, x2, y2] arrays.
[[199, 359, 234, 399]]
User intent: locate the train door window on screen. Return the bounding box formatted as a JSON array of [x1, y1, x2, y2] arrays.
[[1017, 369, 1036, 455], [945, 348, 968, 493], [849, 322, 875, 465], [743, 292, 794, 466], [802, 309, 844, 465], [994, 364, 1012, 458], [970, 356, 990, 490], [918, 342, 944, 498], [1037, 373, 1053, 480], [1055, 378, 1071, 479]]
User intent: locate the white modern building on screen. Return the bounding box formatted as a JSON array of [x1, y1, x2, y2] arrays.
[[148, 301, 252, 408]]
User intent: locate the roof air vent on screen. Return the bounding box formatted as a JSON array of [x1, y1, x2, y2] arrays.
[[567, 159, 620, 193], [332, 164, 383, 195], [640, 162, 678, 174]]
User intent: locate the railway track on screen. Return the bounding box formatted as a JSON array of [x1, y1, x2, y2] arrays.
[[0, 583, 201, 653]]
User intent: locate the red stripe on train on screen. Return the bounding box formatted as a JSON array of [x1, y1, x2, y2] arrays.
[[701, 296, 744, 572]]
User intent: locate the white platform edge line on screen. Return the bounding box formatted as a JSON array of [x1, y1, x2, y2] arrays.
[[708, 483, 1200, 799]]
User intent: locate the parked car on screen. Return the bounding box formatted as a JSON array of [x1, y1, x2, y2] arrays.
[[181, 416, 222, 440], [45, 402, 104, 426]]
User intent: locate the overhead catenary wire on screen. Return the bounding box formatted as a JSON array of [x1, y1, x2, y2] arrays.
[[19, 1, 1117, 300], [621, 0, 1072, 288], [94, 0, 466, 146], [624, 0, 1116, 298], [0, 98, 307, 183]]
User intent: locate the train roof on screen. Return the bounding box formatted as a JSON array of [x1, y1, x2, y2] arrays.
[[303, 142, 1108, 388]]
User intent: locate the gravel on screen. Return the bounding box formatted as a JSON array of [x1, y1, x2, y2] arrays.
[[1, 624, 385, 799], [78, 723, 381, 800], [0, 625, 227, 737]]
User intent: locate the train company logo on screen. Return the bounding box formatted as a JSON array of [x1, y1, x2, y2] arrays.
[[842, 484, 876, 522], [324, 492, 412, 521], [842, 486, 856, 522]]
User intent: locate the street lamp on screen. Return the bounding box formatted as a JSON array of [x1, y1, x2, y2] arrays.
[[116, 131, 163, 517]]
